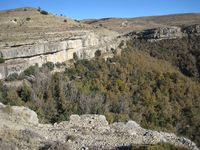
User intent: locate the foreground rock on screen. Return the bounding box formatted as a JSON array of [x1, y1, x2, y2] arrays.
[[0, 103, 198, 150]]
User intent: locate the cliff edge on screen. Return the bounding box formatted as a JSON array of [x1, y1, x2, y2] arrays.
[[0, 103, 198, 150]]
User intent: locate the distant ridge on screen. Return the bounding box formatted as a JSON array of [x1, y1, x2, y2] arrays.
[[82, 13, 200, 33]]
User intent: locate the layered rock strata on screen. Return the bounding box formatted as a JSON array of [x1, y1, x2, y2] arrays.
[[0, 30, 120, 79], [124, 24, 200, 41]]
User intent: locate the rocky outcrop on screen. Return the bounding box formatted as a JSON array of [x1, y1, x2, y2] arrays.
[[0, 30, 121, 79], [125, 24, 200, 41], [0, 102, 38, 124], [183, 24, 200, 34], [0, 9, 199, 80], [0, 103, 198, 150]]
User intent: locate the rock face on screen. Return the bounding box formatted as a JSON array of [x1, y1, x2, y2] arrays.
[[125, 24, 200, 41], [0, 8, 121, 79], [0, 8, 199, 80], [0, 30, 120, 79], [183, 24, 200, 34], [2, 24, 200, 79], [0, 103, 198, 150]]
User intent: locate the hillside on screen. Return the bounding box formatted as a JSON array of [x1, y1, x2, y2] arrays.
[[1, 44, 200, 148], [0, 8, 200, 150], [82, 13, 200, 34], [0, 8, 120, 80], [0, 7, 82, 43]]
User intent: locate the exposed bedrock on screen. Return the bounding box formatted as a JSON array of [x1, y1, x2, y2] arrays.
[[125, 24, 200, 41], [0, 103, 198, 150], [0, 30, 121, 79], [0, 24, 199, 79]]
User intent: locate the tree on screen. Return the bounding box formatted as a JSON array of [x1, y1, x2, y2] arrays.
[[20, 82, 32, 102]]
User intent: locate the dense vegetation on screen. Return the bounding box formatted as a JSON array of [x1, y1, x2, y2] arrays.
[[129, 35, 200, 81], [0, 41, 200, 146]]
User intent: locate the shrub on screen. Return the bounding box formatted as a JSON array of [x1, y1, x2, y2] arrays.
[[111, 48, 116, 54], [64, 19, 67, 22], [6, 73, 19, 81], [37, 7, 41, 12], [0, 57, 5, 63], [42, 62, 54, 71], [74, 20, 80, 23], [24, 65, 39, 76], [40, 10, 48, 15], [95, 50, 101, 58], [55, 62, 62, 68], [26, 17, 31, 21], [20, 82, 32, 102], [73, 52, 78, 61], [66, 135, 76, 141]]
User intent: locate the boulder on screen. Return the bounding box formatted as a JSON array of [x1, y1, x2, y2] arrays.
[[11, 106, 39, 124]]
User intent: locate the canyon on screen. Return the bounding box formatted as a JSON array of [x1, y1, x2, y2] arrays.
[[0, 8, 200, 150], [0, 9, 200, 79]]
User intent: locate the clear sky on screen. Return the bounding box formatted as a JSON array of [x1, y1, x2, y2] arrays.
[[0, 0, 200, 20]]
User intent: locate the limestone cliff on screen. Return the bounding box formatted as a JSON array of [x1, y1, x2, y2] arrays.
[[1, 24, 200, 79], [0, 103, 198, 150], [0, 8, 121, 79], [0, 8, 200, 80], [124, 24, 200, 41], [0, 30, 120, 79]]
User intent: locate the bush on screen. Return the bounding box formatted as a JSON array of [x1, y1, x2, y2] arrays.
[[0, 57, 5, 63], [37, 7, 41, 12], [24, 65, 39, 76], [95, 50, 101, 58], [20, 82, 32, 102], [42, 62, 54, 71], [73, 52, 78, 61], [6, 73, 19, 81], [26, 17, 31, 21], [40, 10, 48, 15], [55, 62, 62, 68], [111, 48, 117, 54]]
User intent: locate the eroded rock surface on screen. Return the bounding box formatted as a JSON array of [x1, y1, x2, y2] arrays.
[[0, 8, 200, 80], [0, 103, 198, 150], [0, 8, 121, 79], [125, 24, 200, 41]]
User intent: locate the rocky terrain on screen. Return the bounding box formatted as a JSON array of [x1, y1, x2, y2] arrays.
[[0, 8, 200, 150], [0, 9, 200, 79], [124, 24, 200, 41], [0, 8, 121, 79], [0, 102, 198, 150]]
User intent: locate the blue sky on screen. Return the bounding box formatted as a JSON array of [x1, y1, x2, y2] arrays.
[[0, 0, 200, 20]]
